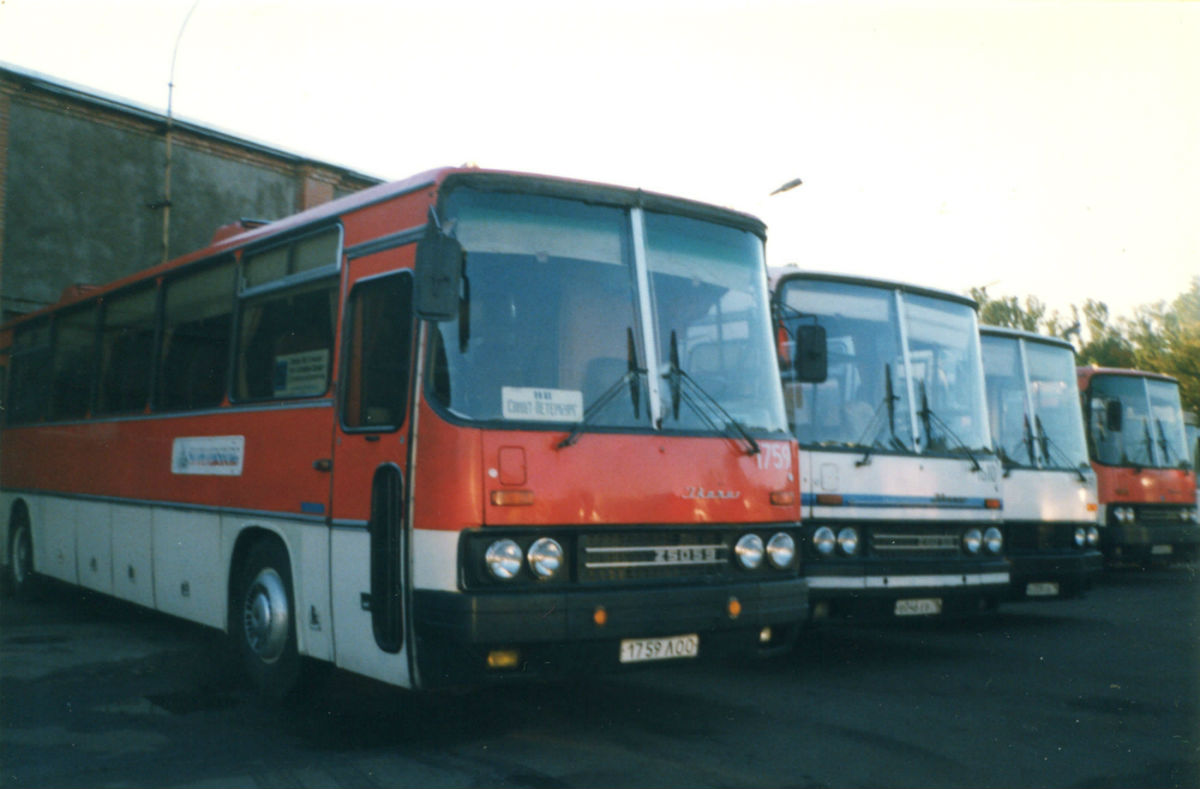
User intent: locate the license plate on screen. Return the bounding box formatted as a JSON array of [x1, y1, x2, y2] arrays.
[[1152, 544, 1174, 555], [894, 598, 942, 616], [619, 634, 699, 663], [1026, 582, 1060, 597]]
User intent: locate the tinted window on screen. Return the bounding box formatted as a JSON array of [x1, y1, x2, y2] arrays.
[[343, 274, 414, 429], [97, 285, 157, 415], [158, 260, 235, 410]]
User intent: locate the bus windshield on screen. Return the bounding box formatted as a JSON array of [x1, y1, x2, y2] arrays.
[[982, 335, 1088, 471], [428, 188, 786, 436], [778, 278, 991, 456], [1088, 374, 1189, 469]]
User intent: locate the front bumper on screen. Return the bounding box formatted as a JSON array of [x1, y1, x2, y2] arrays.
[[1103, 522, 1200, 564], [804, 557, 1010, 622], [412, 577, 807, 687], [1007, 549, 1103, 600]]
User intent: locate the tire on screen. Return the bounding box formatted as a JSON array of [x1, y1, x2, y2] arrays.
[[231, 539, 302, 701], [6, 514, 38, 599]]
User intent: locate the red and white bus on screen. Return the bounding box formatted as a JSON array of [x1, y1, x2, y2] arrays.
[[1, 167, 806, 696], [1077, 366, 1199, 565]]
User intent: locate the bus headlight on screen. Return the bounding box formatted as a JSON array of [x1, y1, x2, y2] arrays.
[[1073, 527, 1087, 548], [735, 533, 765, 569], [1113, 506, 1135, 525], [1087, 526, 1100, 547], [837, 527, 859, 556], [527, 537, 564, 579], [485, 539, 523, 580], [766, 532, 796, 569], [984, 527, 1003, 554], [963, 528, 982, 554], [813, 527, 836, 557]]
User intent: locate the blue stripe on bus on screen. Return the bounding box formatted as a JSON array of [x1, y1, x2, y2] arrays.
[[801, 493, 997, 509]]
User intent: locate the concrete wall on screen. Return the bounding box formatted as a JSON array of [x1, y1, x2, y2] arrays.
[[0, 66, 381, 321]]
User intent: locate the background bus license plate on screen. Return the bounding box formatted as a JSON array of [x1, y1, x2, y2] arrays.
[[1152, 545, 1174, 555], [895, 598, 942, 616], [619, 634, 699, 663], [1026, 582, 1060, 597]]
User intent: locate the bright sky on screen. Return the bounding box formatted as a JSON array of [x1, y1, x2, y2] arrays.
[[1, 0, 1196, 320]]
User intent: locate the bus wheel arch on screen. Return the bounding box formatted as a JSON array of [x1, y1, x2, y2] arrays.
[[4, 501, 37, 598], [228, 530, 302, 700]]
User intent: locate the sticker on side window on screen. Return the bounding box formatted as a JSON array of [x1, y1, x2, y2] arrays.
[[502, 387, 583, 422]]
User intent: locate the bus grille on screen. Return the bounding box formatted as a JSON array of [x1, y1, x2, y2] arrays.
[[871, 529, 962, 557], [1138, 506, 1191, 526], [578, 530, 731, 583]]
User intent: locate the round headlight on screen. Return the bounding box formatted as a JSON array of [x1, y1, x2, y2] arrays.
[[527, 537, 564, 579], [984, 527, 1003, 554], [1074, 527, 1087, 548], [837, 527, 859, 556], [813, 526, 836, 556], [963, 528, 982, 554], [736, 533, 765, 569], [485, 539, 524, 580], [766, 532, 796, 569], [1087, 526, 1100, 547]]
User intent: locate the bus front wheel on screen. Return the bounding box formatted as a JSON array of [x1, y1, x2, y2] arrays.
[[232, 539, 302, 700]]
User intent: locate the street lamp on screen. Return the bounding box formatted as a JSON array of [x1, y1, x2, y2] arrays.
[[770, 177, 803, 196], [161, 0, 202, 264]]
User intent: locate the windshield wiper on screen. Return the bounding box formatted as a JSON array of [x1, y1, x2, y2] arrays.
[[665, 330, 760, 456], [557, 328, 645, 450], [1035, 416, 1087, 482], [1154, 418, 1174, 465], [856, 364, 906, 467], [918, 381, 982, 472]]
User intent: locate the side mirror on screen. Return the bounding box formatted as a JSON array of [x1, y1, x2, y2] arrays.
[[792, 324, 828, 383], [1105, 399, 1123, 432], [414, 212, 463, 321]]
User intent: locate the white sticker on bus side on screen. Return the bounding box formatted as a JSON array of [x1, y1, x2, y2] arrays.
[[171, 435, 246, 476], [501, 387, 584, 422]]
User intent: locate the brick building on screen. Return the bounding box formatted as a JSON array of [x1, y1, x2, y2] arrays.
[[0, 63, 382, 322]]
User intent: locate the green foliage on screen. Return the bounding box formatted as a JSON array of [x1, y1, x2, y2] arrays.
[[971, 277, 1200, 415]]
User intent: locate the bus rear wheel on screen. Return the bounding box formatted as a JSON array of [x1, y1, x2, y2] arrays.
[[232, 539, 302, 700], [6, 515, 37, 599]]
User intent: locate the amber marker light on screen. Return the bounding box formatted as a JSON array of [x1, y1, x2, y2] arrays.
[[815, 493, 844, 506], [1087, 503, 1099, 513], [593, 606, 607, 627], [770, 490, 796, 506], [487, 649, 521, 670], [985, 498, 1002, 510], [490, 490, 535, 506], [727, 597, 742, 619]]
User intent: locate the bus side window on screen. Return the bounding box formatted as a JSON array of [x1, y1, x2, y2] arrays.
[[49, 304, 99, 421], [8, 320, 53, 424], [235, 282, 335, 401], [343, 273, 414, 429], [157, 260, 235, 411], [96, 284, 156, 415]]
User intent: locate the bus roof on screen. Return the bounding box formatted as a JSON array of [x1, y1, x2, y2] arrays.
[[979, 324, 1076, 352], [1076, 365, 1179, 387], [768, 266, 977, 310], [2, 167, 767, 330]]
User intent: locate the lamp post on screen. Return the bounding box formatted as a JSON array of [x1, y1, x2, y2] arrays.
[[770, 177, 803, 196], [161, 0, 201, 264]]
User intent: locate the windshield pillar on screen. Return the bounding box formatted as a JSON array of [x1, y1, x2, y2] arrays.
[[1014, 338, 1043, 468], [893, 289, 922, 454], [629, 207, 663, 427]]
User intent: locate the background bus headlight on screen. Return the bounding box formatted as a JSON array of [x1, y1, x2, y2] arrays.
[[527, 537, 564, 579], [485, 539, 523, 580], [963, 528, 982, 554], [1074, 527, 1087, 547], [837, 527, 859, 556], [736, 533, 765, 569], [813, 526, 836, 556], [1087, 526, 1100, 547], [983, 527, 1003, 554], [767, 532, 796, 569], [1113, 506, 1135, 525]]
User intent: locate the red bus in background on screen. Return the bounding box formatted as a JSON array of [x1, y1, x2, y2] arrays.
[[1077, 366, 1199, 565], [1, 167, 806, 697]]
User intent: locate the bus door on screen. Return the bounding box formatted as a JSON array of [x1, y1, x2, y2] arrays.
[[329, 244, 417, 686]]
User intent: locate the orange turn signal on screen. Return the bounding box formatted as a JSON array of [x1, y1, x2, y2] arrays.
[[490, 490, 535, 507], [985, 498, 1002, 510], [727, 597, 742, 619], [770, 490, 796, 506], [816, 493, 844, 506]]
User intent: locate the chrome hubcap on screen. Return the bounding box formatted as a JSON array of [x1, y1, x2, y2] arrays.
[[242, 567, 289, 663]]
